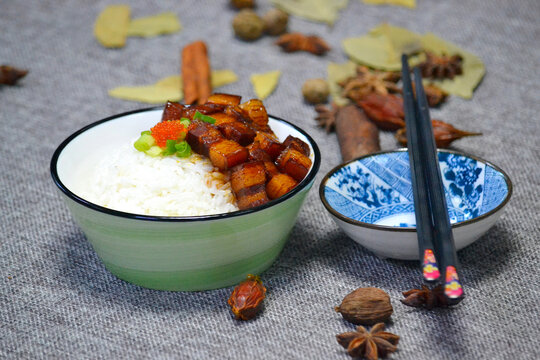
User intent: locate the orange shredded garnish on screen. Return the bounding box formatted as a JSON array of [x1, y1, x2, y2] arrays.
[[150, 120, 187, 147]]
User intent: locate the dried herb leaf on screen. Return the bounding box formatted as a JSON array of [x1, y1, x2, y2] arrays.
[[108, 75, 183, 104], [342, 24, 423, 71], [362, 0, 416, 8], [211, 70, 239, 88], [108, 70, 238, 104], [250, 70, 281, 99], [94, 5, 131, 48], [342, 24, 485, 98], [420, 33, 485, 99], [327, 61, 357, 106], [270, 0, 348, 25], [127, 12, 181, 38]]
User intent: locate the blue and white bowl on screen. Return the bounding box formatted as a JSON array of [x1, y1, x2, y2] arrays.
[[319, 149, 512, 259]]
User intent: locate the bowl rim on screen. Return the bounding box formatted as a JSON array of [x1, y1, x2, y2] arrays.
[[50, 106, 321, 222], [319, 148, 512, 232]]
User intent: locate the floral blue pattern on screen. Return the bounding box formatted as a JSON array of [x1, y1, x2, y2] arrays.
[[324, 151, 509, 228]]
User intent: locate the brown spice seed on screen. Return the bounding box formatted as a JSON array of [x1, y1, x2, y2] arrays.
[[0, 65, 28, 86], [275, 32, 330, 56], [357, 93, 405, 131], [396, 119, 482, 148], [227, 274, 266, 320], [335, 287, 393, 325]]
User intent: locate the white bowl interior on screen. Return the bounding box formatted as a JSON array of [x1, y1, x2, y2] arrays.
[[322, 150, 510, 229]]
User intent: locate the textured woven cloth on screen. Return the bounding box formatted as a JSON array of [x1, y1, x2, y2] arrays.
[[2, 0, 539, 359]]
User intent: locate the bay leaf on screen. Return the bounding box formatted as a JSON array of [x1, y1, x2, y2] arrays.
[[94, 5, 131, 48], [108, 70, 238, 104], [270, 0, 348, 25], [342, 24, 485, 98], [420, 33, 485, 99], [127, 12, 182, 38], [362, 0, 416, 8], [343, 24, 422, 71], [211, 70, 239, 88], [250, 70, 281, 99], [109, 75, 183, 104], [327, 61, 357, 106]]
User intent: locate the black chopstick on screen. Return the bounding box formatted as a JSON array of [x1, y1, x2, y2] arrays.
[[400, 55, 441, 283], [412, 67, 464, 303]]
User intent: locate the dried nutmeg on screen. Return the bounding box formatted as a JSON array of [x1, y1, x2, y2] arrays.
[[263, 8, 288, 36], [335, 287, 393, 325], [228, 274, 267, 320], [302, 78, 329, 104], [232, 9, 265, 41]]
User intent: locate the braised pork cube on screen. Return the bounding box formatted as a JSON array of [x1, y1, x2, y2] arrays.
[[224, 105, 251, 124], [266, 173, 298, 200], [230, 161, 269, 210], [240, 99, 269, 129], [276, 146, 312, 181], [213, 113, 256, 146], [186, 120, 223, 156], [237, 190, 269, 210], [282, 135, 310, 157], [208, 139, 249, 171], [207, 93, 242, 106], [162, 101, 185, 122], [254, 131, 285, 161], [248, 142, 280, 178], [182, 103, 226, 119]]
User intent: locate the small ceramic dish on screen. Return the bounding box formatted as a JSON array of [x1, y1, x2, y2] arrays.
[[320, 149, 512, 260], [51, 107, 320, 291]]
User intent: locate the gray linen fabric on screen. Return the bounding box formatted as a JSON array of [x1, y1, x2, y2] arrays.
[[1, 0, 539, 359]]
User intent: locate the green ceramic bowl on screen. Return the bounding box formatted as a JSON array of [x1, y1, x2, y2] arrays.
[[51, 107, 320, 291]]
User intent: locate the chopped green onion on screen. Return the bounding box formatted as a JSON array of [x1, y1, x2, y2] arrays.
[[162, 139, 177, 156], [177, 131, 187, 142], [134, 133, 155, 152], [145, 146, 163, 157], [193, 111, 216, 124], [141, 130, 151, 136], [180, 118, 191, 128], [175, 141, 191, 158]]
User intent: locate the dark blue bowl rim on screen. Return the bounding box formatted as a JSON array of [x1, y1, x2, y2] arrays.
[[319, 148, 513, 232], [50, 106, 321, 222]]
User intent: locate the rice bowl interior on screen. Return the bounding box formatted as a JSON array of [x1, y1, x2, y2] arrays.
[[55, 108, 317, 219]]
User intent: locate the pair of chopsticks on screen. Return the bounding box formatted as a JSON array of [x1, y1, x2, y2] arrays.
[[401, 54, 464, 303]]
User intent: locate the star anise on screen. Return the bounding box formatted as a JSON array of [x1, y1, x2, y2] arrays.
[[0, 65, 28, 86], [419, 51, 463, 80], [401, 285, 449, 309], [314, 102, 340, 132], [340, 66, 401, 103], [337, 323, 399, 360], [412, 82, 448, 107]]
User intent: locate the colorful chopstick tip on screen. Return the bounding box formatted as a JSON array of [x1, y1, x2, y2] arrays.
[[444, 266, 463, 299], [422, 249, 440, 281]]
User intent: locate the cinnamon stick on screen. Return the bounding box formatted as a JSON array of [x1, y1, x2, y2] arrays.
[[336, 105, 380, 162], [181, 41, 211, 105]]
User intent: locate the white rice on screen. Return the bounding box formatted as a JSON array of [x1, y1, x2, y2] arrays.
[[80, 142, 239, 216]]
